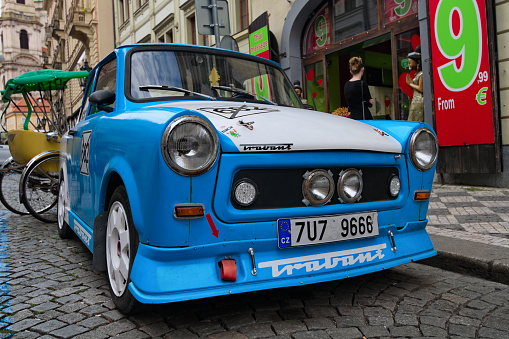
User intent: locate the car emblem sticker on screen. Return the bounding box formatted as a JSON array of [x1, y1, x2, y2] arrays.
[[237, 120, 254, 130], [240, 143, 293, 151], [198, 105, 279, 119], [373, 128, 389, 137], [220, 126, 241, 138], [80, 130, 92, 175], [258, 244, 386, 277]]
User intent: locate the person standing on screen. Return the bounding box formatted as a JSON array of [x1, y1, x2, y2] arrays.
[[406, 46, 424, 122], [344, 57, 374, 120]]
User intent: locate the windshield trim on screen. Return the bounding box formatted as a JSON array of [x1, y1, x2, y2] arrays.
[[124, 44, 299, 105]]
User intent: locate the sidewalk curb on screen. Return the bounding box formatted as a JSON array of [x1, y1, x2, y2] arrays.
[[419, 234, 509, 285]]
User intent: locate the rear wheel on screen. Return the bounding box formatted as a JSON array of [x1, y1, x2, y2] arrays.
[[106, 186, 139, 314], [0, 159, 29, 215], [21, 153, 59, 223]]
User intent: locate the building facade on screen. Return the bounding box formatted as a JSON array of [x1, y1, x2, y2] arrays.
[[0, 0, 46, 91], [43, 0, 115, 115]]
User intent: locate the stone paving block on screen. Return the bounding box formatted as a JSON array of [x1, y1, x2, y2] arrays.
[[208, 330, 248, 339], [139, 321, 172, 337], [303, 317, 335, 330], [102, 309, 125, 322], [130, 312, 165, 327], [31, 319, 67, 333], [187, 321, 225, 337], [358, 325, 390, 337], [30, 301, 59, 313], [222, 314, 255, 330], [420, 324, 448, 337], [278, 308, 307, 320], [50, 324, 89, 338], [304, 305, 338, 318], [254, 311, 281, 324], [334, 315, 366, 328], [291, 330, 330, 339], [238, 324, 275, 339], [7, 318, 43, 332], [76, 316, 109, 328], [57, 312, 86, 324], [56, 301, 87, 313], [163, 328, 199, 338], [36, 310, 64, 321], [326, 327, 363, 339], [271, 320, 307, 335], [449, 323, 477, 338], [388, 325, 421, 337]]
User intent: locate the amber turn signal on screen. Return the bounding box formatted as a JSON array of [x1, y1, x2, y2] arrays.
[[174, 204, 204, 218], [414, 190, 430, 201]]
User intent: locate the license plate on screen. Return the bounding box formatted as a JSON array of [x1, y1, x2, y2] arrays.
[[278, 212, 379, 248]]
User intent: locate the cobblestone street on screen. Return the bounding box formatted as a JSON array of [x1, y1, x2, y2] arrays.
[[0, 207, 508, 338]]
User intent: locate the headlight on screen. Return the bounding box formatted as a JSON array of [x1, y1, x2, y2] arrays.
[[388, 175, 401, 198], [233, 179, 258, 206], [338, 169, 363, 203], [302, 170, 334, 206], [410, 128, 438, 171], [162, 116, 219, 176]]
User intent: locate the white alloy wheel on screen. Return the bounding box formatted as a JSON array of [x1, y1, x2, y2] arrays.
[[107, 201, 131, 297], [57, 180, 65, 230]]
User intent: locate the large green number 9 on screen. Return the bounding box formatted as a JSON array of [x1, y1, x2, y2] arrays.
[[435, 0, 482, 91], [394, 0, 412, 16], [315, 15, 327, 47]]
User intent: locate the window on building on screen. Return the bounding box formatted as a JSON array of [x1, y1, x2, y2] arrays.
[[188, 15, 196, 45], [16, 0, 26, 4], [137, 0, 148, 10], [239, 0, 249, 30], [20, 30, 28, 49], [166, 31, 173, 43], [120, 0, 129, 23]]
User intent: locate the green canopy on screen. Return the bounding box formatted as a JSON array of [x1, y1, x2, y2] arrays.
[[1, 69, 89, 103]]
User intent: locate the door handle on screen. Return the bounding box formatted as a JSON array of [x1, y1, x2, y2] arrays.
[[68, 129, 78, 136]]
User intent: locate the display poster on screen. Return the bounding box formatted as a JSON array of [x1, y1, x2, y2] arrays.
[[385, 0, 418, 24], [429, 0, 494, 146], [303, 3, 331, 55], [249, 26, 270, 59]]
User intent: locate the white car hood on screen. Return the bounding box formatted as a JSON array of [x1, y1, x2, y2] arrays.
[[151, 101, 402, 153]]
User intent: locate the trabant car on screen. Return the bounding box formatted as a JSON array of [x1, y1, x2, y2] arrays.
[[58, 44, 438, 314]]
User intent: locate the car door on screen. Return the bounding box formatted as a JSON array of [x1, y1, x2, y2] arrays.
[[68, 57, 117, 227]]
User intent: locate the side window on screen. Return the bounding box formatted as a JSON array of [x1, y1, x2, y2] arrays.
[[90, 58, 117, 115]]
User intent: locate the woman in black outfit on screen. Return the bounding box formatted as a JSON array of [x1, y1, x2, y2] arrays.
[[344, 57, 374, 120]]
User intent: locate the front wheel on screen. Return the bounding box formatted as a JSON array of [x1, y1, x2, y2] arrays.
[[106, 186, 139, 314], [57, 179, 74, 239]]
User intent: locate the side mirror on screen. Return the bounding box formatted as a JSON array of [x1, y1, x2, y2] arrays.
[[89, 90, 115, 113]]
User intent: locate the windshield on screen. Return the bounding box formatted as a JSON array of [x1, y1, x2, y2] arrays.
[[129, 49, 302, 108]]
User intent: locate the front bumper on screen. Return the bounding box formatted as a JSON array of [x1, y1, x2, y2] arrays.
[[129, 220, 435, 304]]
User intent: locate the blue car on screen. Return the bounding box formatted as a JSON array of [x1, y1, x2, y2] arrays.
[[58, 44, 438, 314]]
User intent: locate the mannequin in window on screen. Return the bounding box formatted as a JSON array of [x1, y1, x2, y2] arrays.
[[406, 45, 424, 122]]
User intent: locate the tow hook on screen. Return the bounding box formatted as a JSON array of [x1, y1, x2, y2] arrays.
[[218, 258, 237, 282], [248, 248, 257, 276], [388, 230, 397, 252]]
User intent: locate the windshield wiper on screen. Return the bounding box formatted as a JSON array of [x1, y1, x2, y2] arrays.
[[139, 85, 215, 101], [211, 85, 277, 106]]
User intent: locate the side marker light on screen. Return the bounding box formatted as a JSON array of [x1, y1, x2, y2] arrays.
[[174, 204, 204, 218], [414, 190, 430, 201]]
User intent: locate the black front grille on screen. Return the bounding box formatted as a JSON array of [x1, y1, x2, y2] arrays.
[[231, 167, 399, 210]]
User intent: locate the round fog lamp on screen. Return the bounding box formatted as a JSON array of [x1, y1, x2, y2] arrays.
[[233, 180, 258, 206], [302, 170, 334, 206], [338, 169, 363, 203], [388, 175, 401, 197]]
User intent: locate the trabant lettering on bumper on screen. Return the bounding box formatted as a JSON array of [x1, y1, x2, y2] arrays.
[[258, 244, 386, 277]]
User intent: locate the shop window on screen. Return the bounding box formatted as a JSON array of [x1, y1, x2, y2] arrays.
[[384, 0, 418, 25], [333, 0, 378, 43], [304, 62, 325, 112], [16, 0, 25, 4], [395, 29, 420, 120], [303, 3, 332, 55], [20, 30, 28, 50]]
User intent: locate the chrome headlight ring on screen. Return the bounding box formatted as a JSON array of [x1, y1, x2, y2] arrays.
[[337, 168, 363, 204], [409, 127, 439, 171], [302, 169, 335, 207], [161, 115, 219, 176]]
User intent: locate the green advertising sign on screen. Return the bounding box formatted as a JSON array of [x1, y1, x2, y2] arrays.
[[249, 26, 269, 59]]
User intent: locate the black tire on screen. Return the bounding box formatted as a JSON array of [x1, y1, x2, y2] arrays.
[[20, 153, 59, 223], [57, 179, 74, 239], [0, 160, 29, 215], [106, 186, 140, 314]]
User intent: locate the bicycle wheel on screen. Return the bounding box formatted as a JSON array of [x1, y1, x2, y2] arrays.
[[21, 153, 59, 223], [0, 159, 29, 215]]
